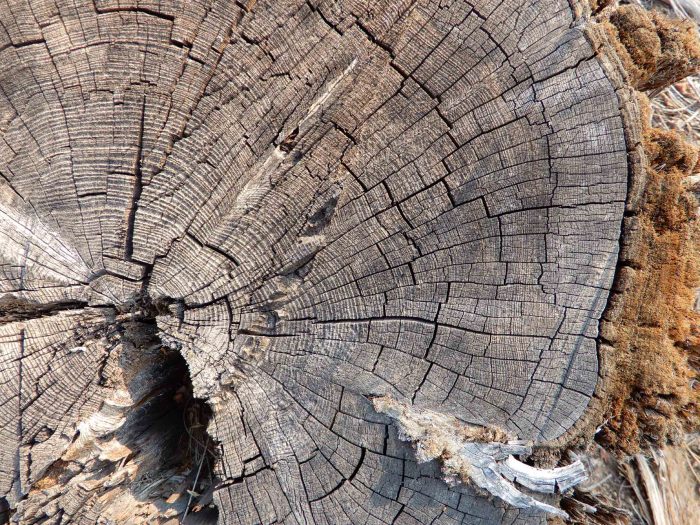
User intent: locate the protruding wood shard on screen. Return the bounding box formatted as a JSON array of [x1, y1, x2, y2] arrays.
[[0, 0, 699, 523], [372, 396, 587, 519]]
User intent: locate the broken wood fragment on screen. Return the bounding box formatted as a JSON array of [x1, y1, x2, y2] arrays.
[[373, 396, 587, 519]]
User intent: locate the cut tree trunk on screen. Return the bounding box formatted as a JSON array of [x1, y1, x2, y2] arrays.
[[0, 1, 696, 524]]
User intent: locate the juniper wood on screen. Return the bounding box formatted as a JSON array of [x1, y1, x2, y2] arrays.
[[0, 0, 638, 523]]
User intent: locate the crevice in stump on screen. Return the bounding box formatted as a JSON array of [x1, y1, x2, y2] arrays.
[[0, 497, 9, 525], [16, 297, 220, 524]]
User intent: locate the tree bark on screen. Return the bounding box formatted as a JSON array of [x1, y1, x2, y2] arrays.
[[0, 0, 693, 523]]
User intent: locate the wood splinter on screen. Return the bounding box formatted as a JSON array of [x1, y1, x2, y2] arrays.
[[373, 396, 588, 519]]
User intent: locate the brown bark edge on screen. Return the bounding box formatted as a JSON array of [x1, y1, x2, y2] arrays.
[[556, 2, 700, 456]]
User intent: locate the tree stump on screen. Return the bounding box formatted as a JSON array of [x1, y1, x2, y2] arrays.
[[0, 1, 697, 523]]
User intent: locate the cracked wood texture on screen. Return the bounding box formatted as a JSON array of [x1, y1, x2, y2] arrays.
[[0, 0, 633, 523]]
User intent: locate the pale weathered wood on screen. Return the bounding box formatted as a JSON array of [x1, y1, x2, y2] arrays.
[[0, 0, 638, 523]]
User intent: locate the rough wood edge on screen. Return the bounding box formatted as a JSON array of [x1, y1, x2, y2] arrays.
[[536, 1, 648, 454], [548, 1, 700, 455]]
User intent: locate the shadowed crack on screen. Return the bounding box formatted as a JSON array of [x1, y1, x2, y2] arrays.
[[0, 295, 89, 323], [3, 294, 220, 523]]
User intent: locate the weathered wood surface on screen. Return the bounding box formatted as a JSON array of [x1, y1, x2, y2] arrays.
[[0, 0, 636, 523]]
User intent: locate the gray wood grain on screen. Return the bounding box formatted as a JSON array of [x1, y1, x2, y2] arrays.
[[0, 0, 633, 523]]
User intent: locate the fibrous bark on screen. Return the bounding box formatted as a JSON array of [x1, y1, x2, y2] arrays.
[[0, 0, 696, 523]]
